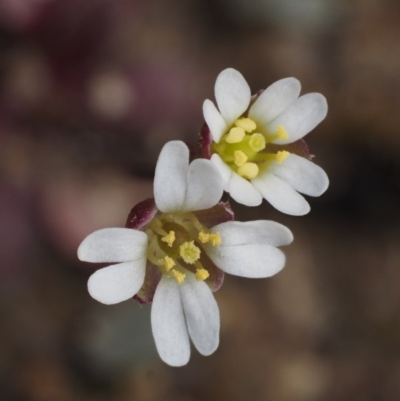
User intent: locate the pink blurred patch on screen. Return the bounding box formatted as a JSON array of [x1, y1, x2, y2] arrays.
[[38, 171, 152, 262], [0, 185, 35, 281]]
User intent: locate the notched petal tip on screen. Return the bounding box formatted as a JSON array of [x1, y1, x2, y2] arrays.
[[182, 158, 224, 212], [154, 140, 189, 213], [214, 68, 251, 126], [151, 277, 191, 367]]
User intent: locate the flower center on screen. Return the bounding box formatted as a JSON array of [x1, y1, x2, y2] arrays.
[[212, 117, 290, 180], [144, 213, 221, 285]]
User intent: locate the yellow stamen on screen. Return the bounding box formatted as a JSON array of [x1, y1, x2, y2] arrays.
[[234, 150, 248, 167], [209, 232, 222, 247], [161, 230, 176, 247], [237, 162, 259, 180], [162, 256, 175, 271], [179, 241, 201, 264], [234, 118, 257, 133], [276, 125, 289, 140], [249, 133, 266, 152], [196, 268, 210, 281], [172, 269, 186, 285], [226, 127, 245, 143], [276, 151, 290, 164], [198, 232, 210, 243]]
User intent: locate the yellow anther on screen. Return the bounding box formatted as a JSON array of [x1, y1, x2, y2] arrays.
[[226, 127, 245, 143], [179, 241, 201, 264], [161, 230, 175, 247], [209, 233, 222, 247], [196, 268, 210, 281], [162, 256, 175, 271], [276, 151, 290, 164], [198, 232, 210, 243], [234, 150, 248, 167], [237, 162, 259, 180], [172, 269, 186, 285], [276, 125, 289, 140], [249, 133, 266, 152], [234, 118, 257, 133]]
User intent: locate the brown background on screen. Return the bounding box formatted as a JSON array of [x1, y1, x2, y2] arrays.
[[0, 0, 399, 400]]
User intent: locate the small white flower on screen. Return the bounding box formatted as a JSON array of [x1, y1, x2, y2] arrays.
[[203, 68, 329, 215], [78, 140, 293, 366]]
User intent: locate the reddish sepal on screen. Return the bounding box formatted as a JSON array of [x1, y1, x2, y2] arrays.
[[126, 198, 158, 230], [199, 123, 213, 159]]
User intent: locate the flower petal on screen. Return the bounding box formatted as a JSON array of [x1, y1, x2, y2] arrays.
[[229, 172, 262, 207], [211, 220, 293, 247], [88, 260, 146, 305], [151, 276, 190, 367], [183, 159, 224, 212], [154, 141, 188, 213], [215, 68, 251, 126], [268, 93, 328, 144], [78, 228, 148, 263], [205, 243, 286, 278], [203, 99, 227, 143], [252, 173, 310, 215], [249, 77, 301, 125], [179, 273, 220, 356], [270, 153, 329, 196], [211, 154, 232, 191]]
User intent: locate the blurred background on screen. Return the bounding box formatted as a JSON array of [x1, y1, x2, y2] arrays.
[[0, 0, 400, 400]]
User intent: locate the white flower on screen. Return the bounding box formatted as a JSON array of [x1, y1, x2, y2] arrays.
[[203, 68, 329, 215], [78, 140, 293, 366]]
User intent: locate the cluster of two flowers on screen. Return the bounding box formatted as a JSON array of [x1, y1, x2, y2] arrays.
[[78, 69, 329, 366]]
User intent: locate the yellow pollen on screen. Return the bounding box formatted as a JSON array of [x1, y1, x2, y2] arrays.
[[249, 133, 266, 152], [172, 269, 186, 285], [234, 118, 257, 133], [234, 150, 248, 167], [198, 232, 210, 243], [276, 151, 290, 164], [161, 230, 175, 247], [196, 268, 210, 281], [162, 256, 175, 271], [276, 125, 289, 140], [179, 241, 201, 264], [209, 232, 222, 246], [237, 162, 259, 180], [226, 127, 245, 143]]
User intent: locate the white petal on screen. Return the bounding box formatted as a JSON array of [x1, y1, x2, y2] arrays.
[[211, 154, 232, 191], [78, 228, 148, 263], [215, 68, 251, 126], [249, 77, 301, 125], [151, 276, 190, 367], [268, 93, 328, 144], [252, 173, 310, 216], [203, 99, 227, 143], [228, 172, 262, 207], [154, 141, 188, 213], [179, 274, 220, 356], [205, 243, 286, 278], [211, 220, 293, 247], [270, 153, 329, 196], [88, 260, 146, 305], [183, 159, 223, 212]]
